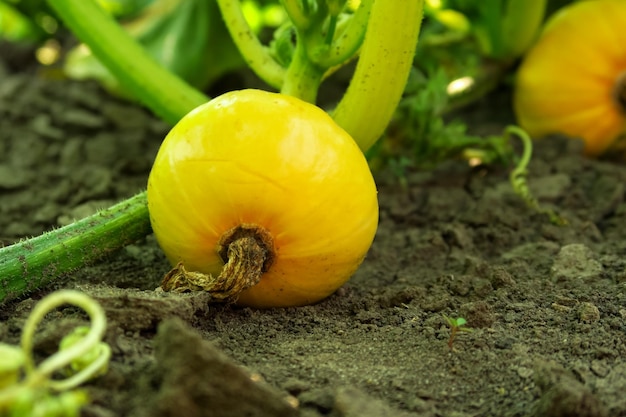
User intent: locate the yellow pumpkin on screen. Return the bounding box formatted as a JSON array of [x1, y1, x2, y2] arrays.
[[147, 89, 379, 308], [514, 0, 626, 156]]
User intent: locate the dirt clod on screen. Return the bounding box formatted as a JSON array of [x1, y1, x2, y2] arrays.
[[146, 318, 298, 417], [534, 360, 607, 417]]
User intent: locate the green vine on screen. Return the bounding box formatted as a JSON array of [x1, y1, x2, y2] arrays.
[[216, 0, 286, 89], [507, 126, 566, 225], [0, 193, 150, 303]]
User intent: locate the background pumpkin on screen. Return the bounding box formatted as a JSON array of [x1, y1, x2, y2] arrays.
[[514, 0, 626, 156]]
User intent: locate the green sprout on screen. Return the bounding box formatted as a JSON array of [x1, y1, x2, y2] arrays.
[[443, 314, 473, 350], [0, 290, 111, 416]]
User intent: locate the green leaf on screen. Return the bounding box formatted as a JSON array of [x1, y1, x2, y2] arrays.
[[0, 2, 45, 41], [64, 0, 244, 97]]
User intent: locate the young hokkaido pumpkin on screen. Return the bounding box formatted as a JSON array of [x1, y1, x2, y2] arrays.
[[514, 0, 626, 156], [147, 89, 379, 308]]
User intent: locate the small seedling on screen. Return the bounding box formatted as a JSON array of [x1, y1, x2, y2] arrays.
[[0, 290, 111, 415], [443, 314, 473, 350]]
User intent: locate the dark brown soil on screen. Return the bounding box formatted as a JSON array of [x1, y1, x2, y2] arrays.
[[2, 43, 626, 417]]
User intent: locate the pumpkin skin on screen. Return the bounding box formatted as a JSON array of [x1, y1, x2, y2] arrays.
[[514, 0, 626, 156], [147, 89, 379, 308]]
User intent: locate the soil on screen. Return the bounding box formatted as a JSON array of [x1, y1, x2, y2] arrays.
[[2, 41, 626, 417]]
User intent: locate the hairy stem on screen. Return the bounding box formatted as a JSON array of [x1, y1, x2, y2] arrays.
[[332, 1, 424, 152], [0, 193, 150, 304], [281, 40, 325, 103], [281, 0, 310, 29], [280, 0, 328, 102], [314, 0, 372, 68], [217, 0, 286, 89], [47, 0, 207, 125]]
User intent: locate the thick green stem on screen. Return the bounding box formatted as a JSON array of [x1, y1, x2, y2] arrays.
[[332, 0, 424, 152], [217, 0, 286, 89], [47, 0, 207, 125], [281, 41, 325, 103], [281, 0, 310, 30], [280, 0, 327, 102], [313, 0, 372, 69], [0, 193, 150, 304]]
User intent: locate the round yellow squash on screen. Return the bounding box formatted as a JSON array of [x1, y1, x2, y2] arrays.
[[147, 89, 379, 308], [514, 0, 626, 156]]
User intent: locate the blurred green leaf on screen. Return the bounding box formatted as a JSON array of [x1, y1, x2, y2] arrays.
[[95, 0, 152, 17], [269, 22, 295, 68], [0, 1, 44, 41], [64, 0, 244, 97]]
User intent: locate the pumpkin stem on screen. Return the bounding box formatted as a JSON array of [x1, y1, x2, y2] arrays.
[[160, 224, 275, 301], [614, 71, 626, 113]]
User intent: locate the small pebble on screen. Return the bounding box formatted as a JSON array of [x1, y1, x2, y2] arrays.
[[551, 244, 603, 283], [578, 302, 600, 323]]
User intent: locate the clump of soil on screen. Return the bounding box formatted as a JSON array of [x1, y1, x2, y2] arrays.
[[1, 42, 626, 417]]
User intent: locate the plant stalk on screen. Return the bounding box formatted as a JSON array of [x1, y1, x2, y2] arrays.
[[281, 40, 325, 103], [47, 0, 207, 125], [313, 0, 372, 69], [332, 0, 424, 152], [281, 0, 310, 30], [217, 0, 286, 89], [0, 193, 150, 304]]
